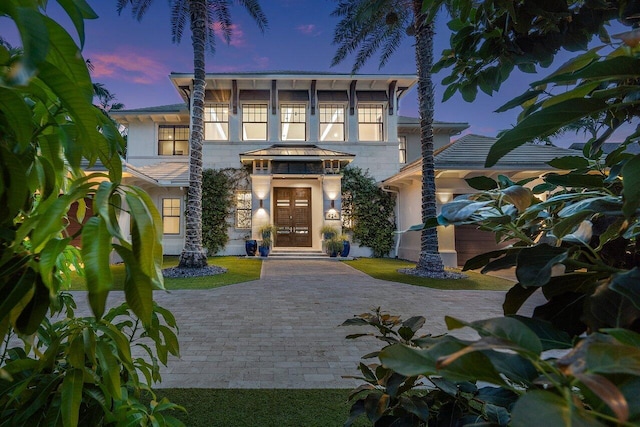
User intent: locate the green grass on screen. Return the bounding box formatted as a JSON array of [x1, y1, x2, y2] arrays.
[[68, 256, 262, 290], [149, 389, 367, 427], [343, 258, 514, 291]]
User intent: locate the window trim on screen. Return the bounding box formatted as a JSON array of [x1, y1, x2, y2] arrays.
[[158, 125, 189, 156], [319, 103, 346, 142], [399, 135, 407, 164], [357, 103, 385, 142], [162, 198, 181, 235], [242, 103, 269, 141], [280, 103, 307, 141], [204, 103, 230, 141]]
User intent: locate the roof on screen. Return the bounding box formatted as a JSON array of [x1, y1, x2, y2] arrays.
[[434, 134, 577, 170], [398, 116, 469, 135], [111, 103, 187, 115], [239, 145, 355, 162], [568, 142, 640, 155], [125, 162, 189, 186]]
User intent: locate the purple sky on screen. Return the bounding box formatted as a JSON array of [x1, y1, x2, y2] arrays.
[[3, 1, 637, 147]]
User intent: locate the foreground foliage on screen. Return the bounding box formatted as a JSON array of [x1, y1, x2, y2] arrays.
[[1, 1, 180, 425], [343, 2, 640, 426]]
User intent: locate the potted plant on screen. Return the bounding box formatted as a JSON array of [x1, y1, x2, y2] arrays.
[[339, 233, 351, 257], [320, 225, 338, 240], [259, 235, 272, 257], [244, 233, 257, 256], [258, 224, 276, 257], [326, 237, 344, 257]]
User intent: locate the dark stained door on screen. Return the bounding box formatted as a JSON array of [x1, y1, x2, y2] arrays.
[[274, 187, 311, 247]]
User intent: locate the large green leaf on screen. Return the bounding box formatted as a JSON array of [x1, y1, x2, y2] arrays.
[[39, 237, 70, 291], [82, 216, 113, 319], [609, 268, 640, 310], [0, 267, 36, 325], [622, 154, 640, 218], [533, 56, 640, 86], [61, 368, 84, 427], [465, 176, 498, 190], [15, 276, 50, 335], [440, 200, 492, 223], [557, 196, 622, 218], [486, 98, 609, 167], [503, 284, 539, 315], [515, 244, 568, 287], [586, 342, 640, 376], [96, 340, 122, 400], [0, 88, 33, 150], [54, 0, 98, 48], [509, 315, 573, 351], [511, 390, 603, 427], [113, 244, 153, 326], [6, 4, 49, 78], [547, 155, 590, 170]]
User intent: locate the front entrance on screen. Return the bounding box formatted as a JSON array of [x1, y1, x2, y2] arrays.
[[274, 187, 312, 247]]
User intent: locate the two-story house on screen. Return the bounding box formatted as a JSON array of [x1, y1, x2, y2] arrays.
[[114, 72, 468, 258]]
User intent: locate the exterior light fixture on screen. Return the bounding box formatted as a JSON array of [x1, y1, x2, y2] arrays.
[[259, 199, 264, 209], [330, 200, 335, 209]]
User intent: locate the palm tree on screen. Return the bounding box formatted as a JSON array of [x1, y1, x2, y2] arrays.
[[118, 0, 267, 268], [332, 0, 448, 277]]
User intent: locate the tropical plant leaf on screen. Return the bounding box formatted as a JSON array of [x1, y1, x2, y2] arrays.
[[503, 284, 539, 315], [575, 372, 629, 423], [511, 390, 602, 427], [622, 154, 640, 218], [609, 268, 640, 310], [465, 176, 498, 190], [547, 155, 590, 170], [515, 244, 568, 287], [61, 368, 84, 427], [82, 216, 113, 319]]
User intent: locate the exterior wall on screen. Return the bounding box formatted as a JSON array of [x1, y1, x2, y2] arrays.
[[142, 186, 187, 255], [400, 132, 452, 165]]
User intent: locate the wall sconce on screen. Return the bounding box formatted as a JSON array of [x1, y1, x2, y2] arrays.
[[259, 199, 264, 209], [330, 200, 335, 210]]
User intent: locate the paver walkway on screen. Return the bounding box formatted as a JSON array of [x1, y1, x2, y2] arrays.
[[26, 260, 545, 389], [146, 259, 543, 388]]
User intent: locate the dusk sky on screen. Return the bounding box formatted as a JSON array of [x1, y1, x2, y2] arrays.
[[3, 1, 637, 146]]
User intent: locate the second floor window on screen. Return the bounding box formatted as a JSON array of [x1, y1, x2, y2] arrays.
[[204, 104, 229, 140], [242, 104, 268, 140], [281, 104, 306, 141], [158, 125, 189, 156], [399, 136, 407, 164], [358, 104, 384, 141], [319, 104, 345, 141]]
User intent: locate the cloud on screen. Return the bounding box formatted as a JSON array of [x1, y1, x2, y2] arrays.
[[211, 22, 246, 47], [208, 55, 269, 73], [296, 24, 321, 36], [89, 49, 168, 85]]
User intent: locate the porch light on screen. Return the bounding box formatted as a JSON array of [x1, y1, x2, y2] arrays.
[[330, 200, 335, 210], [259, 199, 264, 209]]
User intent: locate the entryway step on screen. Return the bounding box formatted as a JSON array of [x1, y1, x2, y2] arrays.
[[265, 250, 353, 260]]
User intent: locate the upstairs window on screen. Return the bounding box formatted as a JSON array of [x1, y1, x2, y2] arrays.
[[281, 104, 306, 141], [399, 136, 407, 164], [319, 104, 345, 141], [162, 198, 181, 234], [158, 125, 189, 156], [235, 191, 252, 229], [242, 104, 268, 140], [204, 104, 229, 140], [358, 104, 384, 141]]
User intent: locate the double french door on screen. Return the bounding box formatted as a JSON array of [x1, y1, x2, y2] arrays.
[[273, 187, 311, 247]]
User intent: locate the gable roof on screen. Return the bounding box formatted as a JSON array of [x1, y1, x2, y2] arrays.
[[239, 145, 355, 163], [434, 134, 576, 170], [569, 142, 640, 155], [398, 116, 469, 135], [111, 103, 187, 114], [125, 162, 189, 186]]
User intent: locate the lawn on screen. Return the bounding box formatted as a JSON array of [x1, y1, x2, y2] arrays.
[[149, 389, 367, 427], [343, 258, 514, 291], [68, 256, 262, 290]]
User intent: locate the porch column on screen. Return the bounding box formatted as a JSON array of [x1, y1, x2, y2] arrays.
[[436, 191, 457, 267], [322, 175, 342, 233]]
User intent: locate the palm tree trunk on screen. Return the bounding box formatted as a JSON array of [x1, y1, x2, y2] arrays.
[[413, 0, 445, 274], [179, 0, 208, 268]]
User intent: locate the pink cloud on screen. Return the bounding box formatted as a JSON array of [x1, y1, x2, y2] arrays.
[[296, 24, 320, 36], [211, 22, 246, 47], [89, 49, 168, 85]]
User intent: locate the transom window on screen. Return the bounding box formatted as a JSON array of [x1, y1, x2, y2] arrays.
[[235, 191, 252, 229], [358, 104, 384, 141], [204, 104, 229, 140], [158, 125, 189, 156], [162, 198, 181, 234], [242, 104, 268, 140], [319, 104, 345, 141], [281, 104, 306, 141], [399, 136, 407, 164]]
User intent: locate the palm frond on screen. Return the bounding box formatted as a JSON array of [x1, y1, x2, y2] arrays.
[[170, 0, 189, 44], [211, 1, 232, 45], [236, 0, 268, 33], [131, 0, 155, 21]]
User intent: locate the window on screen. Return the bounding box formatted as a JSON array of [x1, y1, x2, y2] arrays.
[[399, 136, 407, 164], [319, 104, 345, 141], [158, 125, 189, 156], [358, 104, 384, 141], [235, 191, 252, 229], [242, 104, 268, 140], [281, 104, 306, 141], [324, 160, 340, 174], [204, 104, 229, 140], [162, 198, 181, 234]]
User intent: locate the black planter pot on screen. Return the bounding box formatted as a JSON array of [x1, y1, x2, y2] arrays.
[[341, 240, 351, 257], [245, 240, 257, 256]]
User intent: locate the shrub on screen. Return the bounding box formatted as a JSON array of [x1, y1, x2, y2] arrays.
[[341, 167, 396, 257]]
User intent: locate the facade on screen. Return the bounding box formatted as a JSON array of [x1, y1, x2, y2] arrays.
[[114, 72, 467, 257], [383, 134, 579, 266]]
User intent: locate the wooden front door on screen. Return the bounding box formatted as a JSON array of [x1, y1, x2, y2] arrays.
[[274, 187, 312, 247]]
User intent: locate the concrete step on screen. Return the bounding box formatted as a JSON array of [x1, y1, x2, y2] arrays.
[[262, 249, 353, 260]]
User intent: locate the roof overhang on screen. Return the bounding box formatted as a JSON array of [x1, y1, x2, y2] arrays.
[[239, 144, 355, 164]]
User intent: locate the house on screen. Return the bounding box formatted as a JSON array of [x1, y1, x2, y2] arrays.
[[382, 134, 579, 266], [112, 72, 467, 257]]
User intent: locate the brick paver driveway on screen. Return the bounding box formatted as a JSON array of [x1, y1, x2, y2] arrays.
[[139, 259, 542, 388]]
